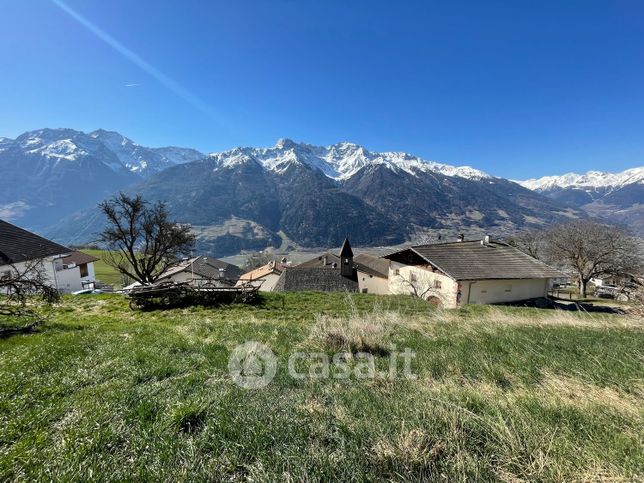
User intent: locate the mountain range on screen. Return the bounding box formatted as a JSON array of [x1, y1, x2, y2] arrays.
[[517, 168, 644, 236], [1, 128, 641, 257], [0, 128, 203, 229]]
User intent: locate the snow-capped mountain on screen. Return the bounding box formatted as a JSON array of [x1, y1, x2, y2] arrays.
[[0, 128, 204, 229], [45, 137, 583, 255], [209, 138, 490, 181], [6, 129, 615, 255], [518, 167, 644, 236], [90, 129, 204, 175], [519, 167, 644, 191]]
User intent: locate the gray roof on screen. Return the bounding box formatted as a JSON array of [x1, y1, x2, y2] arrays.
[[159, 256, 242, 281], [273, 267, 359, 292], [353, 254, 389, 278], [386, 240, 565, 281], [297, 253, 342, 269], [0, 219, 71, 265], [297, 252, 389, 279]]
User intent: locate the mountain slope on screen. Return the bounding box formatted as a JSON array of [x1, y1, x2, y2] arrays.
[[518, 167, 644, 234], [46, 138, 584, 256], [89, 129, 204, 175], [0, 128, 204, 230]]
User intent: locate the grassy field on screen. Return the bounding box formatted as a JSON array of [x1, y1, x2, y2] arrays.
[[0, 293, 642, 481], [79, 249, 125, 288]]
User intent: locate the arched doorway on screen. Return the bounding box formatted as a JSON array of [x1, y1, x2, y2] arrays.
[[426, 296, 443, 308]]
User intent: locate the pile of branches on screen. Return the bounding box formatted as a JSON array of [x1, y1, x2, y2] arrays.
[[0, 260, 60, 336], [623, 276, 644, 318]]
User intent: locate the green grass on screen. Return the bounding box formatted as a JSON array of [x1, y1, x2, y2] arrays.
[[0, 293, 642, 481], [80, 249, 125, 288]]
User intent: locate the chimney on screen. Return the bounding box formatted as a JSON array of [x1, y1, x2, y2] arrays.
[[457, 234, 465, 242], [484, 235, 490, 245], [322, 255, 328, 266]]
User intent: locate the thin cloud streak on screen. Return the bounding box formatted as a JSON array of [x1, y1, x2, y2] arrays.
[[125, 83, 141, 87], [51, 0, 226, 125]]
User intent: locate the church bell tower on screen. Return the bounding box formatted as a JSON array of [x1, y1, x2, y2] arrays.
[[339, 237, 354, 278]]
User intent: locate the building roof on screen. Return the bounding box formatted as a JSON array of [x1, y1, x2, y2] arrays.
[[61, 251, 99, 266], [297, 251, 389, 279], [385, 240, 565, 281], [353, 253, 390, 279], [239, 261, 287, 281], [158, 256, 243, 281], [339, 237, 354, 258], [0, 219, 71, 265], [273, 267, 359, 292], [297, 253, 342, 269]]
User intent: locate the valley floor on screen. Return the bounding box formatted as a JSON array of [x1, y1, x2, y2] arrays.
[[0, 293, 642, 481]]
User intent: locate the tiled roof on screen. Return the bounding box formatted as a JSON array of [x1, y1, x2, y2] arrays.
[[158, 256, 242, 281], [387, 240, 565, 281], [273, 267, 359, 292], [61, 251, 99, 266], [296, 253, 342, 269], [0, 219, 71, 264], [239, 262, 287, 281], [353, 254, 389, 278]]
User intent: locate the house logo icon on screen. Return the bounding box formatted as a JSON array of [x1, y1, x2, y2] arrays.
[[228, 341, 277, 389]]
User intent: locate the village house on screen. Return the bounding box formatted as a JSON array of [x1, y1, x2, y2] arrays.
[[273, 238, 390, 293], [384, 237, 564, 308], [236, 259, 289, 291], [0, 219, 97, 293], [156, 256, 242, 287], [57, 250, 99, 292]]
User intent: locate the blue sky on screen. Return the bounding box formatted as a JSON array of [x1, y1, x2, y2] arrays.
[[1, 0, 643, 179]]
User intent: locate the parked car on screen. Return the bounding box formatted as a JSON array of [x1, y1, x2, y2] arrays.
[[72, 288, 104, 295], [594, 285, 618, 299]]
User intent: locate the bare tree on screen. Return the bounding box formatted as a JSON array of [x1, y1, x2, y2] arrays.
[[545, 221, 641, 298], [507, 229, 550, 261], [0, 259, 60, 335], [395, 271, 445, 305], [99, 193, 196, 284]]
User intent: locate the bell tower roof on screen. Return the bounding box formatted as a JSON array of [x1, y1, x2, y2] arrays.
[[339, 237, 353, 258]]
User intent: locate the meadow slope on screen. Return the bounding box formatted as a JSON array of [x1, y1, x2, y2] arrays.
[[0, 293, 642, 481]]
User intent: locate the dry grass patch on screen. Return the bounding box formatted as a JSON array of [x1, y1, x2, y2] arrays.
[[537, 372, 643, 417], [309, 310, 399, 355], [372, 428, 444, 465], [403, 306, 644, 332]]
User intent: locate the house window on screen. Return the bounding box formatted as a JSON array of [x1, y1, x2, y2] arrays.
[[362, 288, 368, 293], [505, 284, 512, 292], [394, 268, 400, 276], [434, 280, 442, 289], [410, 272, 417, 282], [79, 263, 88, 278], [1, 270, 11, 280]]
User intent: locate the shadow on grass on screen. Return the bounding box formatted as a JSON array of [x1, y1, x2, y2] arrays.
[[502, 297, 625, 314]]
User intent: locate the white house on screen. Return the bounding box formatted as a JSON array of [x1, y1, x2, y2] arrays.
[[0, 219, 97, 293], [353, 254, 390, 295], [54, 251, 98, 292], [384, 238, 565, 308]]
